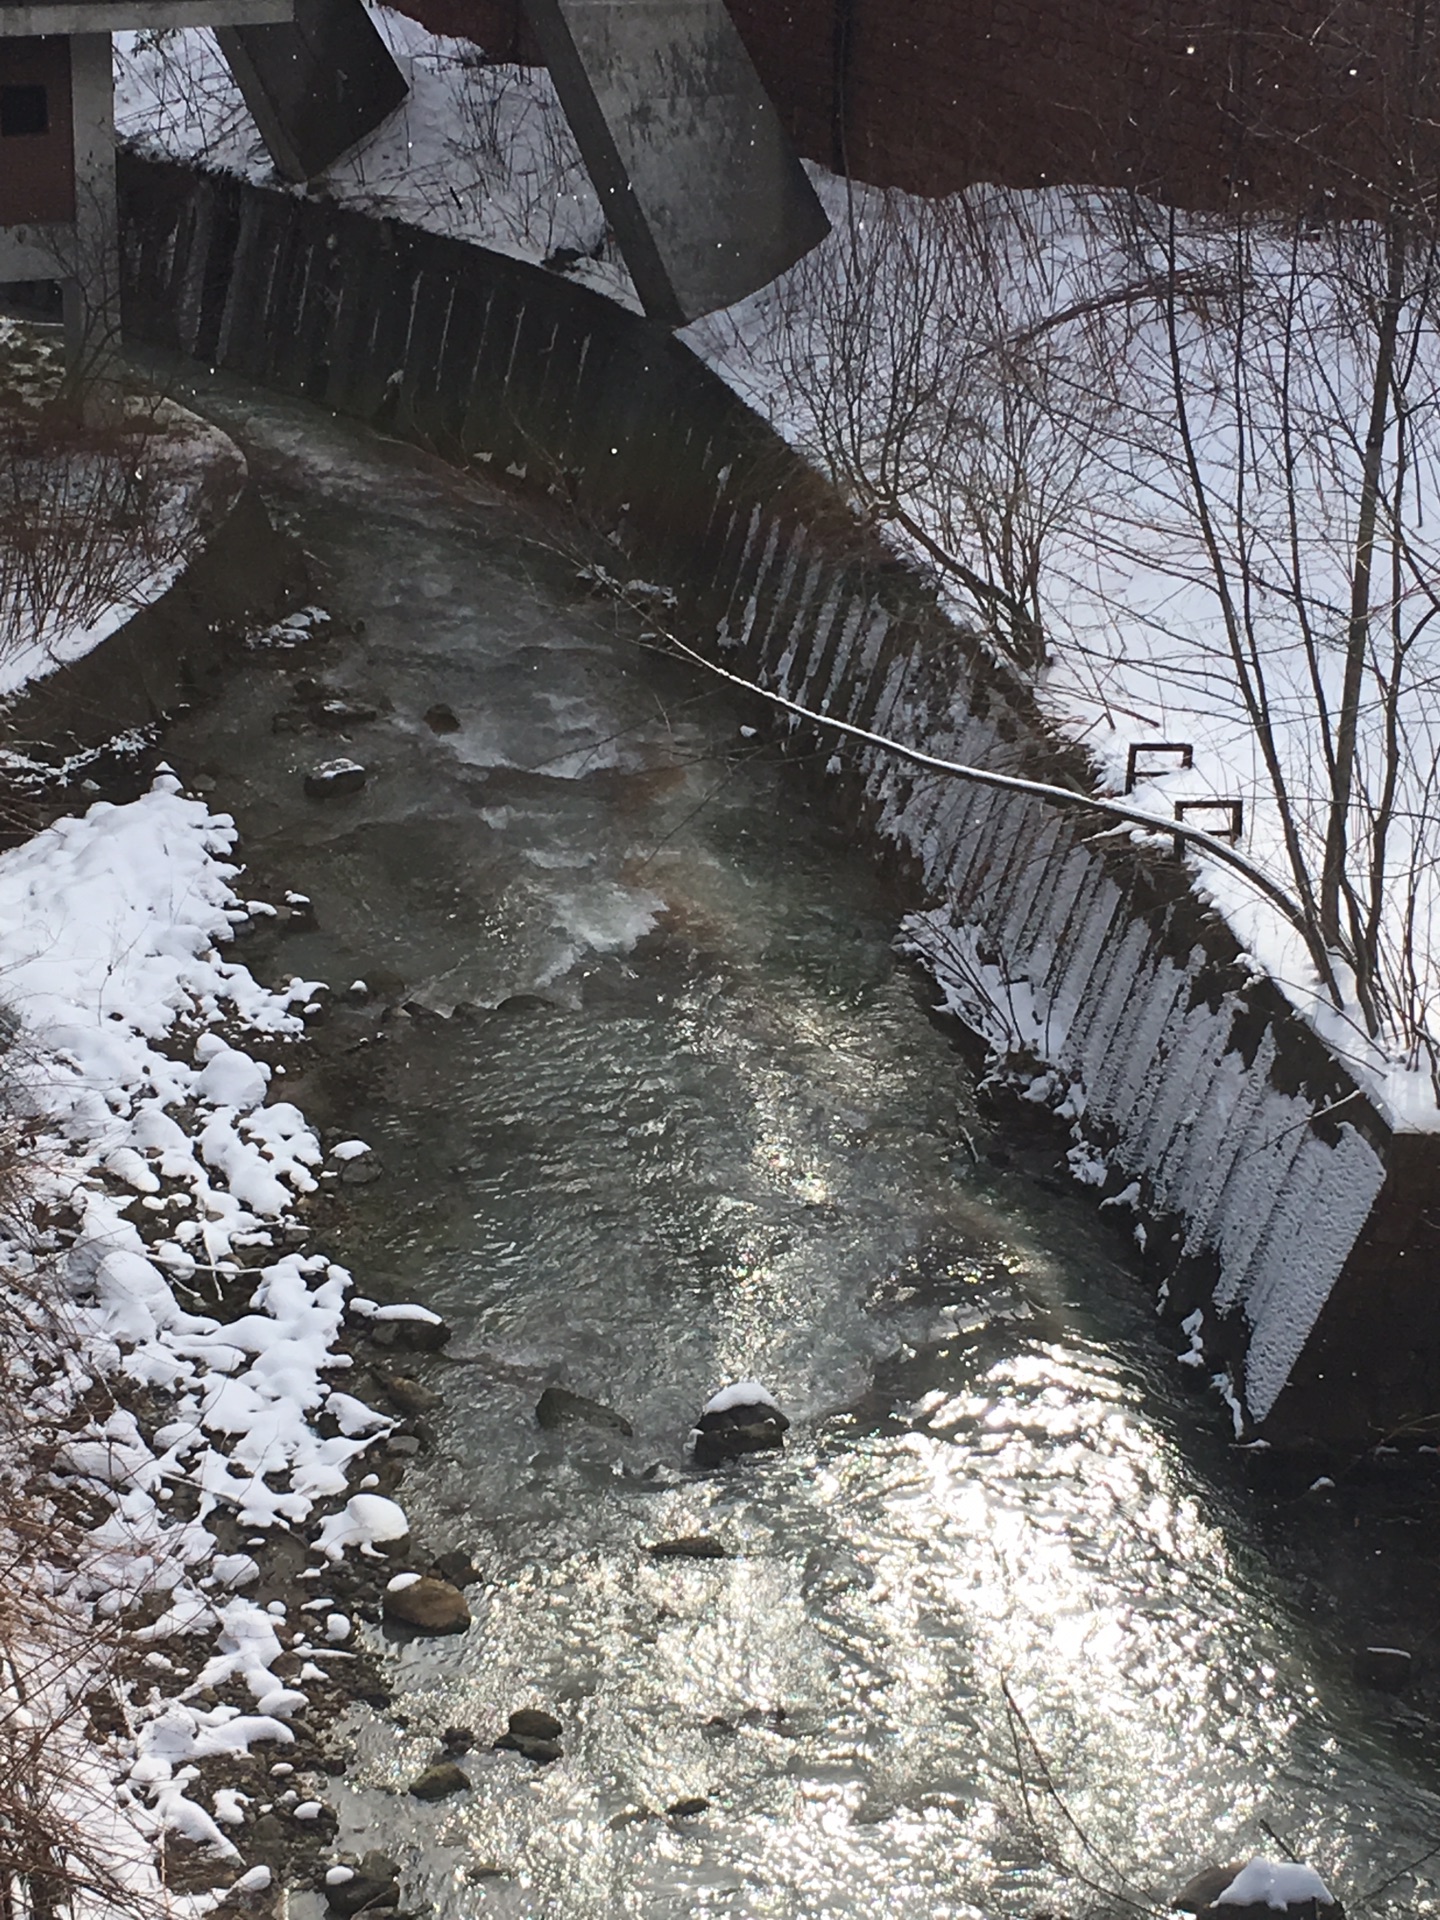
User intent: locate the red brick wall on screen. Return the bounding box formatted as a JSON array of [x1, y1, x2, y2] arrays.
[[0, 37, 76, 227], [392, 0, 1440, 213]]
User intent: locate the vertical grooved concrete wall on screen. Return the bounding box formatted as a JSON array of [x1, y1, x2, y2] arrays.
[[119, 154, 1440, 1446]]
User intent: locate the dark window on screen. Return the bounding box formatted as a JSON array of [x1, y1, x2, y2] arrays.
[[0, 86, 49, 137]]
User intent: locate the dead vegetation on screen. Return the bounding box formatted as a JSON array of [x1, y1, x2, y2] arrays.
[[0, 320, 241, 683]]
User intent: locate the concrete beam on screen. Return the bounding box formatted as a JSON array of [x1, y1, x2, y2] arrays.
[[519, 0, 829, 326], [0, 0, 290, 32], [215, 0, 408, 183]]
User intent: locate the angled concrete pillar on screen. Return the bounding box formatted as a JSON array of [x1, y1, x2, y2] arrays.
[[216, 0, 408, 184], [519, 0, 830, 325]]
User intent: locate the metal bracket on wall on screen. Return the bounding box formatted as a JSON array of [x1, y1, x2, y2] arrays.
[[1173, 797, 1244, 855], [519, 0, 830, 326], [1124, 740, 1193, 792]]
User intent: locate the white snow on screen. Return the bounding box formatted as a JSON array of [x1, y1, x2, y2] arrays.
[[315, 1492, 410, 1559], [0, 773, 425, 1896], [1216, 1858, 1334, 1908], [113, 9, 636, 308], [687, 170, 1440, 1126], [701, 1381, 781, 1416]]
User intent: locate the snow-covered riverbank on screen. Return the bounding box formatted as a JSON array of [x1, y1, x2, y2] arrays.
[[0, 769, 431, 1907], [0, 319, 246, 706]]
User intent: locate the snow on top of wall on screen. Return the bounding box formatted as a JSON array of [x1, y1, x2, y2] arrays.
[[687, 171, 1440, 1132]]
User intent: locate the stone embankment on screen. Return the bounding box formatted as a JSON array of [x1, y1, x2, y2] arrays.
[[116, 151, 1440, 1447]]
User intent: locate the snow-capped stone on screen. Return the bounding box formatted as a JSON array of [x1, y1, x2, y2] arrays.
[[690, 1381, 789, 1466], [196, 1044, 269, 1111], [304, 758, 368, 798]]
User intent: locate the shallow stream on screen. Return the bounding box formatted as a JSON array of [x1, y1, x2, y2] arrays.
[[163, 379, 1440, 1919]]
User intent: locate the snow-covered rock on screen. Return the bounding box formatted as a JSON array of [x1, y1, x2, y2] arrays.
[[690, 1381, 789, 1466]]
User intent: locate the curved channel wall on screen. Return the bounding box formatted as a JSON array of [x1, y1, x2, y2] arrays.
[[117, 151, 1440, 1448]]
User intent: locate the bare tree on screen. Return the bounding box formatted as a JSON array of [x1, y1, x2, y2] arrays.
[[699, 86, 1440, 1070]]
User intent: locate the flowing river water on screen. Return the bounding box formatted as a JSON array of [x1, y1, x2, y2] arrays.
[[159, 379, 1440, 1919]]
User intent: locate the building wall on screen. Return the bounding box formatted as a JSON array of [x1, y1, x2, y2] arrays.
[[0, 36, 75, 227], [388, 0, 1439, 212]]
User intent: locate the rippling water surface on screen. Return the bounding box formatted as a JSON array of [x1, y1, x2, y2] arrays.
[[166, 379, 1440, 1919]]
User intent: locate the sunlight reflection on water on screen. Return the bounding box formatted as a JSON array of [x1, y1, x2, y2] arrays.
[[162, 379, 1440, 1919]]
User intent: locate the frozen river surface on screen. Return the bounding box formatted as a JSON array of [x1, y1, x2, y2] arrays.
[[164, 378, 1440, 1919]]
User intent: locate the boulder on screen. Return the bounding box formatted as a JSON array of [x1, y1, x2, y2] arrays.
[[494, 1707, 563, 1765], [382, 1575, 470, 1635], [430, 1548, 480, 1588], [322, 1852, 400, 1915], [304, 758, 368, 798], [408, 1762, 471, 1802], [506, 1708, 561, 1741], [643, 1536, 729, 1560], [536, 1385, 634, 1437], [372, 1369, 442, 1417], [690, 1381, 789, 1466], [424, 703, 461, 733]]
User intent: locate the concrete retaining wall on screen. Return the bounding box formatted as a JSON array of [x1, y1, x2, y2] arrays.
[[117, 151, 1440, 1446]]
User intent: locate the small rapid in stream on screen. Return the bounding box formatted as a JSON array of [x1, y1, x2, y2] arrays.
[[162, 375, 1440, 1919]]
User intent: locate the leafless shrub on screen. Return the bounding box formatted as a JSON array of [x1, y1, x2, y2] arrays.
[[0, 326, 234, 682], [0, 1213, 166, 1920]]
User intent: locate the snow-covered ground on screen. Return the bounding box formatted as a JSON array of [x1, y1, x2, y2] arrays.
[[0, 319, 245, 701], [115, 14, 636, 309], [690, 174, 1440, 1128], [0, 771, 412, 1903]]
